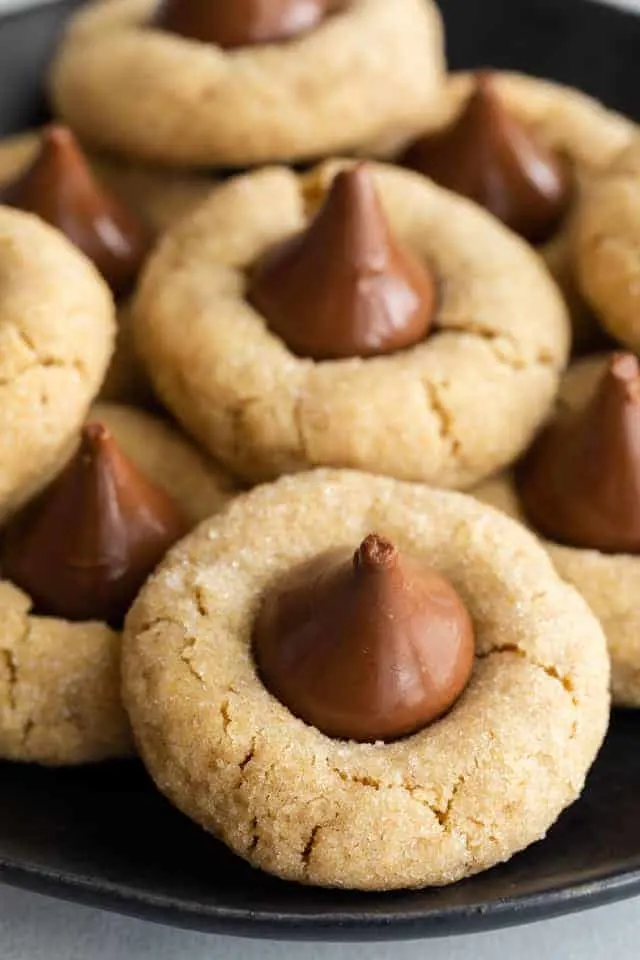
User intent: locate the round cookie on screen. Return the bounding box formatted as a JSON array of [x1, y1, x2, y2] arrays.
[[473, 354, 640, 708], [574, 139, 640, 354], [0, 130, 217, 407], [49, 0, 446, 168], [122, 469, 609, 891], [0, 402, 236, 766], [0, 205, 114, 517], [133, 159, 570, 487], [405, 72, 636, 351]]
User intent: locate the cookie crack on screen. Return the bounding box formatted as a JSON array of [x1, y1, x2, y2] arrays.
[[444, 322, 557, 373], [300, 815, 341, 874], [422, 378, 462, 459], [477, 645, 577, 706], [433, 773, 466, 828], [247, 817, 259, 854], [1, 614, 36, 742], [193, 585, 209, 618], [0, 356, 71, 390], [220, 698, 232, 734], [239, 743, 255, 771], [0, 648, 18, 713], [137, 614, 185, 634], [301, 824, 321, 867], [330, 765, 457, 831], [293, 389, 310, 464], [1, 324, 86, 384], [180, 639, 206, 685]]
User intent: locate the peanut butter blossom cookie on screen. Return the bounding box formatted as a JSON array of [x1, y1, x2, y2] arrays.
[[474, 352, 640, 707], [0, 126, 160, 406], [49, 0, 445, 167], [122, 470, 609, 890], [0, 205, 113, 517], [574, 139, 640, 354], [134, 160, 569, 486], [401, 71, 635, 348], [0, 404, 235, 766]]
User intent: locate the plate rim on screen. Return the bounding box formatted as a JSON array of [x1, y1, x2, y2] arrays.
[[2, 855, 640, 941]]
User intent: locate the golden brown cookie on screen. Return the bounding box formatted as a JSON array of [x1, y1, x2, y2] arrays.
[[574, 139, 640, 354], [49, 0, 446, 167], [122, 469, 609, 890], [474, 354, 640, 707], [407, 72, 635, 351], [134, 160, 570, 487], [0, 205, 114, 517], [0, 403, 236, 766]]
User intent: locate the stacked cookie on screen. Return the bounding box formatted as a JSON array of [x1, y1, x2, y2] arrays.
[[0, 0, 637, 892]]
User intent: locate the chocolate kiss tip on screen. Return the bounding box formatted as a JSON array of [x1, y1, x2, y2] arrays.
[[354, 533, 397, 570], [1, 419, 188, 628], [0, 121, 151, 297], [474, 70, 496, 94], [517, 352, 640, 553], [41, 124, 74, 148], [402, 69, 570, 245], [248, 162, 435, 360], [254, 537, 475, 742], [82, 421, 110, 446], [610, 352, 640, 383]]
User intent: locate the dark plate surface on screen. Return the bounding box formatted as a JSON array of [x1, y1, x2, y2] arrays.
[[1, 0, 640, 942]]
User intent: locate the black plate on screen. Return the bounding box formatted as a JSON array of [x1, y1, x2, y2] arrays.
[[1, 0, 640, 942]]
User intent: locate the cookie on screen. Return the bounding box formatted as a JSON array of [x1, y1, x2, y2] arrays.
[[0, 402, 236, 766], [133, 159, 569, 487], [574, 139, 640, 354], [0, 205, 114, 517], [402, 72, 635, 351], [474, 354, 640, 707], [49, 0, 446, 167], [122, 469, 609, 890]]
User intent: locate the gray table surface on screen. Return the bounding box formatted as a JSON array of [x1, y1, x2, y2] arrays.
[[1, 0, 640, 955], [1, 884, 639, 958]]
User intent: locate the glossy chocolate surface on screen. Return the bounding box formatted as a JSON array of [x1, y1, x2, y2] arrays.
[[518, 354, 640, 553], [402, 73, 571, 245], [248, 164, 436, 361], [0, 125, 151, 296], [153, 0, 335, 48], [2, 422, 188, 627], [254, 533, 475, 741]]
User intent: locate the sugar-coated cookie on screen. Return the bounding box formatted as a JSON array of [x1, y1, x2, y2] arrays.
[[574, 139, 640, 354], [0, 206, 114, 517], [122, 470, 609, 890], [134, 160, 570, 487], [50, 0, 446, 167]]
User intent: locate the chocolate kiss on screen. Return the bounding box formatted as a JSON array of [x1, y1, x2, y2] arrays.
[[402, 73, 571, 245], [254, 533, 475, 742], [248, 165, 436, 360], [518, 354, 640, 553], [153, 0, 334, 48], [0, 126, 152, 297], [2, 423, 188, 627]]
